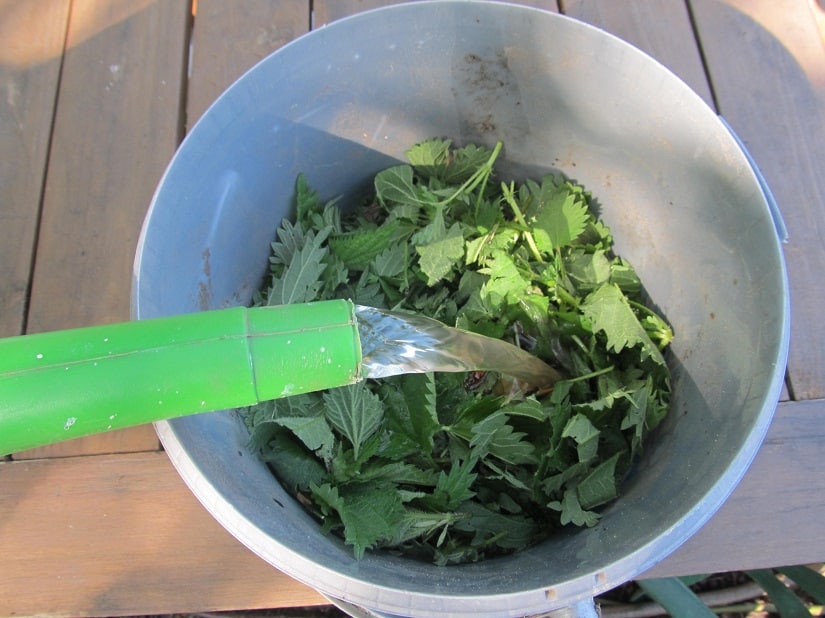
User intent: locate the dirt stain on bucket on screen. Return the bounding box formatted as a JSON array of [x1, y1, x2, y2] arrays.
[[198, 248, 212, 310], [453, 49, 529, 142]]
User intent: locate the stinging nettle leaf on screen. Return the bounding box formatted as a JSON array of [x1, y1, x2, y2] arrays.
[[272, 415, 336, 463], [348, 269, 386, 308], [454, 501, 538, 550], [540, 460, 589, 497], [581, 284, 666, 366], [261, 430, 329, 491], [416, 222, 465, 285], [562, 413, 600, 464], [529, 178, 589, 251], [401, 372, 439, 442], [371, 242, 407, 278], [295, 173, 326, 230], [267, 226, 332, 305], [323, 383, 384, 459], [330, 433, 383, 483], [470, 412, 537, 465], [380, 372, 441, 455], [375, 165, 428, 209], [406, 138, 452, 179], [427, 458, 477, 511], [622, 379, 653, 456], [577, 452, 621, 510], [478, 250, 530, 310], [390, 509, 455, 547], [443, 143, 495, 185], [609, 258, 642, 294], [548, 487, 600, 527], [411, 203, 447, 246], [565, 249, 611, 293], [329, 221, 400, 270], [269, 219, 305, 268], [338, 482, 409, 559], [310, 482, 345, 517], [321, 253, 349, 298], [561, 414, 599, 444], [357, 460, 438, 487], [484, 459, 531, 492], [499, 397, 547, 421]]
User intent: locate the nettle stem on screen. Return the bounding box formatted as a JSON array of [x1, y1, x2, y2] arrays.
[[562, 365, 615, 384], [441, 141, 503, 210], [501, 181, 545, 263]]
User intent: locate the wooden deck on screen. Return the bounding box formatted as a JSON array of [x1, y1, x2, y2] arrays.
[[1, 0, 824, 615]]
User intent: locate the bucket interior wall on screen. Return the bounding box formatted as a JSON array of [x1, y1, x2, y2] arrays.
[[133, 3, 788, 616]]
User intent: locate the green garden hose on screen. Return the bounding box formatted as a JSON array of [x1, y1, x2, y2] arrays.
[[0, 300, 361, 455]]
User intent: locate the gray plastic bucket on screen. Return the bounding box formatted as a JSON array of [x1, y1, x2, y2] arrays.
[[132, 2, 789, 616]]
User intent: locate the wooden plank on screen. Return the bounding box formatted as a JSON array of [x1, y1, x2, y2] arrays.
[[1, 399, 822, 616], [0, 0, 71, 338], [187, 0, 309, 126], [689, 0, 825, 401], [514, 0, 560, 9], [17, 0, 192, 457], [0, 451, 326, 618], [313, 0, 557, 27], [313, 0, 413, 25], [642, 398, 825, 577], [12, 428, 159, 461], [561, 0, 715, 106], [27, 0, 190, 332]]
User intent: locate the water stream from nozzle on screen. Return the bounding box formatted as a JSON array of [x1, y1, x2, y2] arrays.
[[355, 305, 562, 390]]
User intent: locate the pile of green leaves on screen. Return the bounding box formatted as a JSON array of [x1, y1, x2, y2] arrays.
[[242, 139, 672, 565]]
